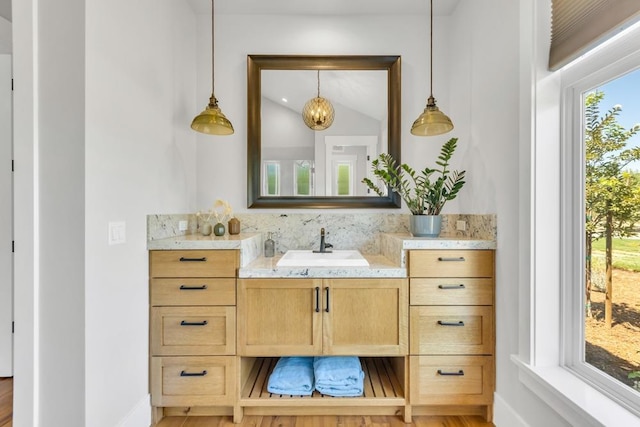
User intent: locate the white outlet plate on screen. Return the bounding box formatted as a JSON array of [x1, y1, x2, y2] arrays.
[[108, 221, 126, 245], [178, 220, 188, 231], [456, 220, 466, 231]]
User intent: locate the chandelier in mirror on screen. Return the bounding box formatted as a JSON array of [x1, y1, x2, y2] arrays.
[[302, 70, 335, 131]]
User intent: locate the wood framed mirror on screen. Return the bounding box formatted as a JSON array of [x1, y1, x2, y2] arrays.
[[247, 54, 401, 209]]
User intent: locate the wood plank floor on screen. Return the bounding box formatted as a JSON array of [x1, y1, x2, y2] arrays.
[[157, 415, 494, 427], [0, 377, 493, 427], [0, 377, 12, 427]]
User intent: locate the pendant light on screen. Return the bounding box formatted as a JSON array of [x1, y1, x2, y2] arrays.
[[411, 0, 454, 136], [191, 0, 234, 135], [302, 70, 335, 131]]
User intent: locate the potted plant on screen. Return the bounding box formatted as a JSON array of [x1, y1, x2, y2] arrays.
[[362, 137, 466, 237]]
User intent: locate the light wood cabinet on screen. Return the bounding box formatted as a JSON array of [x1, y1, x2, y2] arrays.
[[147, 244, 494, 425], [238, 278, 408, 357], [408, 249, 495, 421], [149, 249, 239, 422], [237, 278, 323, 355]]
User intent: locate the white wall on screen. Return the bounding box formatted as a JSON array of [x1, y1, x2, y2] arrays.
[[193, 4, 572, 427], [0, 16, 10, 54], [194, 13, 454, 212], [84, 0, 197, 426], [37, 0, 86, 424], [12, 0, 197, 426], [6, 0, 587, 425]]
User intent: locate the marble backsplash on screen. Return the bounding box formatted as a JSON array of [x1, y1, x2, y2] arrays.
[[148, 213, 496, 255]]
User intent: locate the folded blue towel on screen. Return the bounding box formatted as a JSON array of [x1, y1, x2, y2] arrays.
[[313, 356, 365, 397], [267, 357, 315, 396]]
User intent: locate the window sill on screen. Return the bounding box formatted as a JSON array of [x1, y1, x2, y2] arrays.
[[511, 355, 640, 426]]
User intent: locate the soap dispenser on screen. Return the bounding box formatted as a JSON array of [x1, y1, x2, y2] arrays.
[[264, 232, 275, 258]]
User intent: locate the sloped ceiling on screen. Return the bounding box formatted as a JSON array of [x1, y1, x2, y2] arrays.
[[0, 0, 9, 22], [186, 0, 460, 16]]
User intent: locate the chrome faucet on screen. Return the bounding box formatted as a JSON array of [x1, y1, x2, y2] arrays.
[[314, 228, 333, 253]]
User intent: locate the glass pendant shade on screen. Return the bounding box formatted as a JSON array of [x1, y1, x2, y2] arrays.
[[302, 96, 335, 130], [191, 0, 234, 136], [191, 95, 234, 135], [411, 95, 454, 136], [412, 0, 453, 137]]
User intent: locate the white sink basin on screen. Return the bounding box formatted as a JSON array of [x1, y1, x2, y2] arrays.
[[276, 250, 369, 267]]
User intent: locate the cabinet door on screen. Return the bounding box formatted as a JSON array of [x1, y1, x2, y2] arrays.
[[238, 278, 323, 356], [323, 278, 408, 356]]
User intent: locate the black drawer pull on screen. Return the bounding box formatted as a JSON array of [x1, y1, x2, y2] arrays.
[[437, 320, 465, 326], [180, 370, 208, 377], [315, 287, 320, 313], [180, 320, 208, 326], [179, 257, 207, 262], [437, 369, 464, 376], [325, 287, 330, 313], [437, 256, 465, 262], [438, 284, 466, 290], [179, 285, 208, 290]]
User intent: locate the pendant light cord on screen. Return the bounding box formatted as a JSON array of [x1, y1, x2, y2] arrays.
[[429, 0, 433, 98], [211, 0, 216, 95], [317, 70, 320, 98]]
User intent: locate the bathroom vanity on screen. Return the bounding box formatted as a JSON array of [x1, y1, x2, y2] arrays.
[[147, 227, 495, 424]]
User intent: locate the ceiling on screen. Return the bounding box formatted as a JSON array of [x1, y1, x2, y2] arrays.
[[0, 0, 10, 22], [186, 0, 460, 16], [0, 0, 461, 24]]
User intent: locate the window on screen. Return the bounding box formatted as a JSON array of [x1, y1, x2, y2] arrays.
[[262, 161, 280, 196], [294, 160, 314, 196], [331, 157, 356, 196], [561, 32, 640, 416]]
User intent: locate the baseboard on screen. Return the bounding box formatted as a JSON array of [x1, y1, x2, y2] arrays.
[[494, 392, 529, 427], [117, 394, 152, 427]]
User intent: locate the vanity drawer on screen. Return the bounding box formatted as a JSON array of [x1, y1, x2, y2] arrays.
[[149, 250, 238, 278], [409, 355, 494, 405], [410, 278, 493, 306], [150, 356, 236, 406], [409, 250, 494, 278], [410, 306, 493, 355], [150, 278, 236, 306], [151, 306, 236, 356]]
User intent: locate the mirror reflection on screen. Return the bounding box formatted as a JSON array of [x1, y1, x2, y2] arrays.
[[247, 55, 401, 209], [261, 69, 387, 197]]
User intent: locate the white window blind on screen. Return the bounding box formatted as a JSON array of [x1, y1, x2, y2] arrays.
[[549, 0, 640, 70]]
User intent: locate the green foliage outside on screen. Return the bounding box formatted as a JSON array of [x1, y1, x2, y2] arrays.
[[591, 238, 640, 272], [296, 165, 310, 195], [266, 164, 278, 195], [337, 164, 350, 195]]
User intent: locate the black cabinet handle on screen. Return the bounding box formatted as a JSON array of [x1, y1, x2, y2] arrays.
[[179, 285, 208, 290], [437, 369, 464, 376], [315, 287, 320, 313], [180, 320, 208, 326], [438, 284, 466, 290], [437, 320, 465, 326], [437, 257, 465, 262], [179, 257, 207, 262], [180, 370, 208, 377], [325, 287, 330, 313]]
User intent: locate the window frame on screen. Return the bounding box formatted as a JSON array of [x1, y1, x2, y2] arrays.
[[561, 50, 640, 416], [262, 160, 281, 196], [512, 10, 640, 427]]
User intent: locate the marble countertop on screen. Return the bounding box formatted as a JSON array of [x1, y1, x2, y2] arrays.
[[147, 232, 496, 276], [238, 254, 405, 278], [147, 233, 262, 268], [382, 233, 496, 249]]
